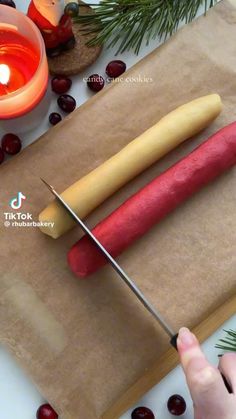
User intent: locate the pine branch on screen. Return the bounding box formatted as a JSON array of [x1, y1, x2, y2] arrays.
[[75, 0, 217, 54], [216, 329, 236, 353]]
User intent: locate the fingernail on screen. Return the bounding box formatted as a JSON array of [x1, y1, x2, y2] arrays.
[[178, 327, 196, 348]]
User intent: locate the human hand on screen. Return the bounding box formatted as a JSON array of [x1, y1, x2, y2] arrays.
[[177, 327, 236, 419]]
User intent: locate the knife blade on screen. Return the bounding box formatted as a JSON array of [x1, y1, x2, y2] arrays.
[[41, 178, 178, 348]]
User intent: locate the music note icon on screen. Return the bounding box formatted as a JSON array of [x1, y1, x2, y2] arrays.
[[9, 192, 26, 210]]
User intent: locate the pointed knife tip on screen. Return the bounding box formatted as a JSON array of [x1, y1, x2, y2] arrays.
[[40, 177, 54, 191]]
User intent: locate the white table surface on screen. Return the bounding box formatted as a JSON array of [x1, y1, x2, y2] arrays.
[[0, 1, 225, 419]]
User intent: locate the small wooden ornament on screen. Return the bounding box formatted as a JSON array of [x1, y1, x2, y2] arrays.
[[48, 1, 103, 76]]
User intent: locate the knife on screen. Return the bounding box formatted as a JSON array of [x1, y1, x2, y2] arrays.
[[41, 178, 179, 349], [41, 178, 233, 393]]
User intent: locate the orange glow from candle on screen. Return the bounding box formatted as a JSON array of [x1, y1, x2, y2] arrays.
[[0, 5, 49, 120], [0, 29, 40, 96]]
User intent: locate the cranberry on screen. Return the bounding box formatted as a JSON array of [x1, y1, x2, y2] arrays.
[[0, 147, 4, 164], [36, 403, 58, 419], [49, 112, 62, 125], [106, 60, 126, 78], [87, 74, 105, 92], [57, 94, 76, 113], [64, 2, 79, 17], [51, 76, 72, 94], [1, 133, 21, 155], [167, 394, 186, 416], [0, 0, 16, 7], [131, 406, 155, 419]]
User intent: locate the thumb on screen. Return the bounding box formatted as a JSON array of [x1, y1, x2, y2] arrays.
[[177, 327, 229, 416]]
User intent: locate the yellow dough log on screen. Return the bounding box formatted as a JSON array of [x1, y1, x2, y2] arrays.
[[39, 94, 222, 238]]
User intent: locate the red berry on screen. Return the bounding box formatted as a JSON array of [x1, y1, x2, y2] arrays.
[[51, 76, 72, 94], [106, 60, 126, 78], [167, 395, 186, 416], [36, 403, 58, 419], [57, 94, 76, 113], [1, 133, 21, 155], [0, 0, 16, 7], [64, 2, 79, 17], [131, 406, 155, 419], [49, 112, 62, 125], [87, 74, 105, 92], [0, 147, 4, 164]]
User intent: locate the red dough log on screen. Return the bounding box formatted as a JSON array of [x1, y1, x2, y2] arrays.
[[68, 122, 236, 277]]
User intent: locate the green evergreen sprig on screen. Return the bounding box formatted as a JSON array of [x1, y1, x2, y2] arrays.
[[216, 329, 236, 353], [75, 0, 216, 54]]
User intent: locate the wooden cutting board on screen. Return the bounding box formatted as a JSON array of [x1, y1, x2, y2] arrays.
[[103, 293, 236, 418], [0, 1, 235, 418]]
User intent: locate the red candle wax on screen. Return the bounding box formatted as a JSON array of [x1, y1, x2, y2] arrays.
[[0, 29, 40, 96]]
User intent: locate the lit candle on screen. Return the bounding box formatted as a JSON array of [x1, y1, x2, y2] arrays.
[[0, 5, 49, 132], [0, 64, 10, 95]]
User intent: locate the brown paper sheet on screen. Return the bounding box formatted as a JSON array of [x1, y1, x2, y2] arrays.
[[0, 1, 236, 418]]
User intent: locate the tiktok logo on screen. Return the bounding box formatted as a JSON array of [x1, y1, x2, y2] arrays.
[[9, 192, 26, 210]]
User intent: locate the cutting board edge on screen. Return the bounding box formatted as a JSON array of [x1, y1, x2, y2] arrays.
[[102, 292, 236, 419]]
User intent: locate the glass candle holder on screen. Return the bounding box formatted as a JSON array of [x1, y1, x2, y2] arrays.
[[0, 5, 50, 134]]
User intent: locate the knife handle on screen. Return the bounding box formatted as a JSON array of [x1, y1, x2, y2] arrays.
[[169, 334, 232, 393], [170, 333, 178, 350]]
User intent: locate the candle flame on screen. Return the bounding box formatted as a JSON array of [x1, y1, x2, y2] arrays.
[[0, 64, 10, 85]]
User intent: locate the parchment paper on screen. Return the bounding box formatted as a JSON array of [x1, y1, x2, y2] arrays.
[[0, 1, 236, 418]]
